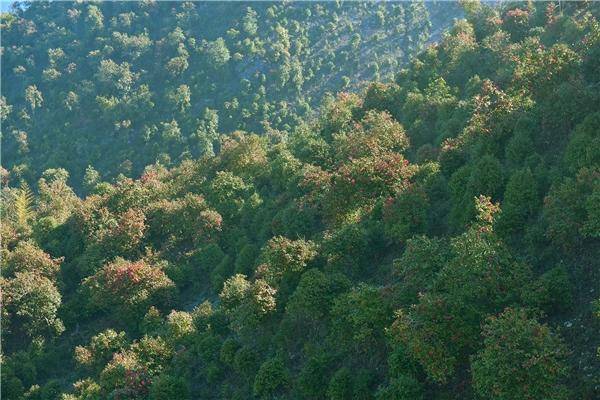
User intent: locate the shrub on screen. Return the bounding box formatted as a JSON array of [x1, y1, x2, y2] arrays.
[[375, 374, 423, 400], [3, 271, 64, 338], [383, 185, 428, 244], [523, 266, 573, 314], [253, 357, 289, 398], [471, 308, 570, 400], [327, 368, 353, 400], [74, 329, 127, 372], [256, 236, 317, 286], [149, 374, 190, 400], [83, 258, 176, 321]]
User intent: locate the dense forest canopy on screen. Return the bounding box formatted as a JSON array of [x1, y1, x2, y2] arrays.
[[1, 1, 600, 400], [0, 0, 461, 189]]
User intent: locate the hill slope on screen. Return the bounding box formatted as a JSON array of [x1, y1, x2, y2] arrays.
[[1, 1, 600, 400], [1, 1, 461, 188]]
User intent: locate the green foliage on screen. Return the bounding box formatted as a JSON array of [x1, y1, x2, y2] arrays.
[[219, 274, 277, 333], [63, 379, 102, 400], [321, 220, 379, 278], [232, 345, 258, 380], [505, 127, 534, 166], [471, 308, 570, 400], [3, 271, 64, 339], [393, 235, 450, 304], [327, 367, 353, 400], [166, 310, 195, 341], [83, 258, 176, 321], [391, 198, 532, 383], [383, 185, 429, 244], [256, 236, 317, 286], [450, 155, 504, 230], [330, 285, 391, 352], [25, 85, 43, 111], [523, 266, 574, 314], [219, 274, 252, 312], [75, 329, 128, 372], [206, 171, 253, 221], [564, 112, 600, 174], [2, 2, 599, 399], [4, 240, 61, 278], [497, 168, 539, 235], [147, 193, 222, 250], [334, 110, 410, 161], [286, 269, 350, 323], [375, 374, 424, 400], [2, 2, 441, 188], [149, 374, 190, 400], [296, 354, 332, 399], [191, 243, 226, 277], [253, 357, 289, 398], [544, 167, 599, 248], [234, 243, 259, 275], [326, 152, 416, 219], [13, 182, 35, 231]]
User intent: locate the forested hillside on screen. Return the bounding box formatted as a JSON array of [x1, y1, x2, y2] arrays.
[[0, 0, 461, 189], [2, 1, 600, 400]]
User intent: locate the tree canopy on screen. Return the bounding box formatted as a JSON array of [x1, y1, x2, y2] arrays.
[[1, 1, 600, 400]]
